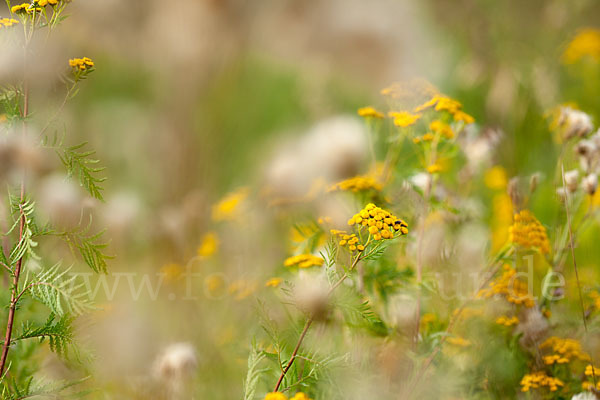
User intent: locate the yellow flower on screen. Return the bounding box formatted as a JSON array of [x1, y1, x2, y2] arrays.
[[0, 17, 19, 28], [212, 187, 248, 221], [478, 264, 535, 307], [38, 0, 59, 6], [426, 163, 443, 174], [265, 277, 283, 288], [69, 57, 95, 71], [413, 133, 435, 144], [453, 110, 475, 124], [495, 315, 519, 326], [429, 120, 454, 139], [160, 263, 183, 283], [509, 210, 551, 254], [290, 393, 312, 400], [540, 337, 590, 365], [484, 166, 508, 190], [357, 106, 384, 119], [264, 393, 288, 400], [329, 175, 382, 192], [283, 254, 324, 269], [389, 111, 422, 127], [520, 371, 564, 392], [197, 232, 219, 257], [563, 28, 600, 64]]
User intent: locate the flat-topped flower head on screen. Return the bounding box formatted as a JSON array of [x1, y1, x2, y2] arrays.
[[540, 337, 590, 365], [69, 57, 95, 71], [429, 120, 454, 139], [389, 111, 421, 127], [283, 254, 324, 269], [563, 28, 600, 64], [357, 106, 384, 119], [38, 0, 60, 6], [329, 175, 382, 193], [509, 210, 551, 254], [11, 2, 43, 14], [0, 18, 19, 28], [347, 203, 408, 240], [264, 393, 288, 400], [520, 371, 564, 392], [478, 264, 535, 307]]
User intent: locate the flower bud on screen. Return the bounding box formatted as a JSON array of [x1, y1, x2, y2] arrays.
[[582, 173, 598, 195], [564, 169, 579, 192]]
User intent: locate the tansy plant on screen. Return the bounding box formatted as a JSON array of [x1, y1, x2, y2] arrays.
[[0, 0, 108, 398]]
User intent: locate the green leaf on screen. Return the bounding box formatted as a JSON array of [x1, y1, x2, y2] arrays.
[[58, 142, 106, 201]]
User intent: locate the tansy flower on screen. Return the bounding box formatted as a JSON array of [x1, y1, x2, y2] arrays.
[[429, 120, 454, 139], [484, 166, 508, 190], [495, 315, 519, 326], [38, 0, 59, 6], [212, 187, 248, 221], [509, 210, 551, 254], [329, 175, 382, 192], [160, 263, 183, 283], [265, 277, 283, 288], [291, 393, 312, 400], [283, 254, 324, 268], [478, 264, 535, 307], [540, 337, 590, 365], [0, 17, 19, 28], [389, 111, 421, 127], [520, 372, 564, 392], [453, 110, 475, 124], [345, 203, 408, 243], [412, 133, 435, 144], [563, 28, 600, 64], [426, 163, 443, 174], [264, 393, 288, 400], [197, 232, 219, 257], [69, 57, 95, 71], [357, 106, 384, 119]]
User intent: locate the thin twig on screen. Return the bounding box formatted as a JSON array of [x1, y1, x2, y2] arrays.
[[273, 254, 362, 392]]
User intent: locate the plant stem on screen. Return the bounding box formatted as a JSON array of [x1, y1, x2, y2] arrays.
[[273, 254, 362, 392], [0, 48, 30, 377]]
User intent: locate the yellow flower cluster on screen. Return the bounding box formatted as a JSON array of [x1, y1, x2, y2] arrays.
[[446, 336, 471, 347], [212, 187, 248, 221], [0, 17, 19, 27], [477, 264, 535, 307], [389, 111, 422, 127], [414, 95, 475, 124], [347, 203, 408, 240], [426, 163, 443, 174], [329, 175, 382, 193], [11, 3, 42, 13], [265, 277, 282, 288], [283, 254, 324, 268], [331, 231, 364, 252], [429, 120, 455, 139], [38, 0, 59, 6], [540, 336, 590, 365], [69, 57, 95, 71], [357, 106, 384, 119], [563, 28, 600, 64], [495, 315, 519, 326], [509, 210, 551, 254], [520, 372, 564, 392], [197, 232, 219, 257], [412, 133, 435, 144], [264, 392, 312, 400], [585, 364, 600, 377]]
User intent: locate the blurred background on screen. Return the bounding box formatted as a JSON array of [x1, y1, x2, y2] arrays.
[[3, 0, 600, 398]]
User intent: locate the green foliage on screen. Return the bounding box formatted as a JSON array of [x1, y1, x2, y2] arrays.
[[55, 218, 112, 274], [21, 263, 93, 316], [6, 199, 39, 265], [243, 342, 268, 400], [0, 376, 90, 400], [58, 142, 106, 201], [16, 313, 75, 358]]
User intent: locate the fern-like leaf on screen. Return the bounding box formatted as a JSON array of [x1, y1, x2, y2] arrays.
[[58, 142, 106, 201]]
